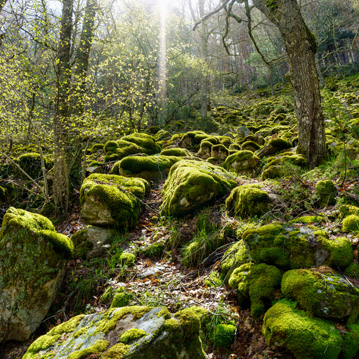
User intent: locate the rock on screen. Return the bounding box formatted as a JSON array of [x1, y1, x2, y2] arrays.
[[160, 160, 236, 217], [220, 240, 250, 277], [263, 300, 342, 359], [342, 214, 359, 233], [121, 133, 161, 155], [80, 174, 149, 228], [71, 226, 114, 258], [228, 263, 282, 318], [198, 140, 213, 158], [315, 180, 337, 207], [282, 267, 359, 323], [103, 139, 144, 162], [241, 140, 261, 152], [160, 147, 192, 157], [237, 126, 251, 138], [211, 144, 229, 161], [226, 185, 271, 219], [222, 150, 260, 175], [110, 155, 181, 181], [256, 138, 292, 158], [22, 306, 207, 359], [0, 207, 73, 343], [242, 223, 353, 270]]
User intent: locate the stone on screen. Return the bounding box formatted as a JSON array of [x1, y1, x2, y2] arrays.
[[0, 207, 73, 343], [23, 306, 207, 359]]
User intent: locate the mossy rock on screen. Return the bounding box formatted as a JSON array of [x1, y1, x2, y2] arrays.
[[160, 147, 192, 157], [17, 152, 46, 179], [229, 263, 281, 318], [222, 150, 260, 175], [211, 144, 229, 161], [154, 129, 170, 142], [80, 174, 149, 228], [263, 299, 342, 359], [110, 155, 181, 181], [256, 138, 292, 158], [104, 140, 144, 162], [160, 160, 236, 217], [213, 324, 236, 348], [220, 240, 250, 278], [0, 207, 73, 343], [282, 267, 359, 323], [339, 205, 359, 218], [342, 215, 359, 233], [71, 226, 114, 258], [122, 133, 160, 154], [241, 141, 261, 152], [226, 185, 271, 219], [110, 289, 133, 308], [289, 216, 323, 224], [198, 140, 213, 158], [23, 306, 207, 359], [315, 180, 337, 207], [179, 131, 207, 149], [242, 223, 353, 270]]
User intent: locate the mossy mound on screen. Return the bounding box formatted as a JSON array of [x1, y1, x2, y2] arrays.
[[256, 138, 292, 158], [198, 140, 213, 158], [220, 240, 250, 278], [229, 263, 281, 318], [23, 306, 206, 359], [340, 205, 359, 217], [241, 141, 261, 152], [104, 139, 144, 162], [160, 147, 192, 157], [0, 207, 73, 343], [17, 152, 47, 179], [211, 144, 229, 161], [242, 223, 353, 270], [160, 160, 236, 217], [282, 267, 359, 323], [110, 155, 181, 181], [226, 185, 271, 219], [315, 180, 337, 207], [263, 300, 343, 359], [122, 133, 160, 154], [80, 174, 149, 228], [222, 150, 260, 175], [342, 215, 359, 233]]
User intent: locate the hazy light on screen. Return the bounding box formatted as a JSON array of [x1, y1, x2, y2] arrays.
[[158, 0, 167, 102]]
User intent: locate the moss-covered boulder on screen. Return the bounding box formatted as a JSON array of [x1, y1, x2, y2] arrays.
[[211, 144, 229, 161], [160, 160, 236, 217], [228, 263, 281, 318], [263, 300, 343, 359], [110, 155, 181, 181], [315, 180, 337, 207], [226, 185, 271, 219], [198, 140, 213, 158], [241, 141, 261, 152], [121, 133, 160, 154], [23, 306, 206, 359], [242, 223, 353, 270], [71, 226, 114, 258], [160, 147, 192, 157], [220, 240, 250, 278], [0, 207, 73, 343], [342, 215, 359, 233], [104, 139, 144, 162], [282, 267, 359, 323], [256, 139, 292, 158], [80, 174, 149, 228], [222, 150, 260, 175]]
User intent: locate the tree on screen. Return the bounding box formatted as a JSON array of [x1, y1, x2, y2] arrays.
[[252, 0, 326, 167]]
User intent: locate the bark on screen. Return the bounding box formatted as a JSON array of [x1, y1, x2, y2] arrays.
[[54, 0, 73, 213], [252, 0, 327, 167]]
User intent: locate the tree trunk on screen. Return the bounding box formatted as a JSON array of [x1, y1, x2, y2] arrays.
[[252, 0, 326, 167], [54, 0, 73, 213]]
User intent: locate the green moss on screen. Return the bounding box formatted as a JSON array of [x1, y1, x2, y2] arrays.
[[163, 318, 180, 332], [103, 343, 130, 358], [95, 306, 152, 335], [38, 230, 73, 259], [157, 308, 172, 319], [242, 224, 353, 270], [345, 263, 359, 278], [222, 150, 260, 174], [23, 334, 61, 358], [343, 323, 359, 359], [160, 160, 236, 217], [339, 205, 359, 217], [160, 148, 191, 157], [73, 327, 88, 338], [342, 215, 359, 233], [110, 155, 180, 181], [226, 185, 270, 219], [241, 141, 260, 152], [142, 242, 165, 258], [119, 252, 136, 267], [263, 300, 342, 359], [211, 144, 229, 160], [315, 180, 337, 207], [198, 140, 213, 158], [204, 271, 222, 287], [68, 340, 110, 359], [17, 152, 44, 179], [110, 291, 133, 308], [70, 227, 93, 259], [213, 324, 236, 348], [220, 240, 249, 278], [289, 216, 323, 224], [122, 133, 159, 154], [0, 185, 6, 201], [174, 307, 201, 339], [80, 174, 148, 228], [119, 328, 147, 344], [47, 315, 85, 336]]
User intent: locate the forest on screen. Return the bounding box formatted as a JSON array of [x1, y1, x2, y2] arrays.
[[0, 0, 359, 358]]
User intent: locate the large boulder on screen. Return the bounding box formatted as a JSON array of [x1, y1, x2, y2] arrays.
[[80, 174, 149, 228], [23, 306, 207, 359], [110, 155, 181, 181], [0, 207, 73, 343], [242, 223, 353, 270], [263, 300, 343, 359], [222, 150, 260, 175], [282, 267, 359, 323], [256, 138, 291, 158], [160, 160, 236, 217]]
